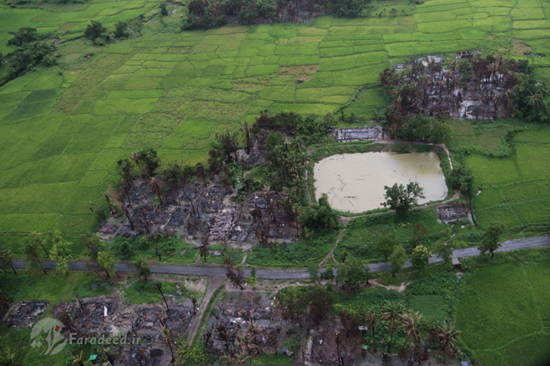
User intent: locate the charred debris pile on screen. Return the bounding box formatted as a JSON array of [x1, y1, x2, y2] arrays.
[[380, 54, 550, 139], [99, 111, 339, 252]]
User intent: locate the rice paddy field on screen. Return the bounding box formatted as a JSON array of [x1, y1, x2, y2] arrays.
[[1, 0, 550, 253], [457, 123, 550, 231], [456, 249, 550, 366]]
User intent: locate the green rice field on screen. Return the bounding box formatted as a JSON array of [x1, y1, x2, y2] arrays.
[[1, 0, 550, 250], [459, 124, 550, 230], [456, 250, 550, 366]]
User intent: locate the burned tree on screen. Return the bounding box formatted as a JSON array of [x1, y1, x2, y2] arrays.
[[225, 263, 246, 290], [214, 130, 240, 163], [153, 281, 170, 311], [380, 54, 546, 136], [149, 177, 166, 206], [105, 186, 134, 230], [131, 148, 160, 177], [199, 235, 209, 262]]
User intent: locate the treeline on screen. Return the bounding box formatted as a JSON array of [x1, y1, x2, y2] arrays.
[[83, 19, 143, 46], [1, 28, 57, 84], [182, 0, 370, 30]]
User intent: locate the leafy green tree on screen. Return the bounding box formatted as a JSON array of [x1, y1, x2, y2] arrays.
[[327, 0, 368, 17], [50, 238, 72, 276], [336, 256, 371, 290], [26, 232, 49, 257], [307, 285, 333, 322], [434, 228, 454, 264], [50, 237, 71, 258], [411, 245, 431, 272], [0, 347, 16, 366], [114, 21, 128, 38], [274, 286, 309, 327], [23, 238, 46, 275], [307, 262, 320, 284], [130, 20, 143, 36], [97, 251, 116, 278], [131, 148, 160, 177], [449, 164, 474, 198], [134, 257, 151, 281], [389, 244, 407, 277], [8, 27, 40, 46], [0, 248, 16, 274], [81, 233, 106, 261], [478, 221, 505, 257], [299, 194, 340, 235], [7, 42, 55, 80], [159, 2, 168, 16], [382, 182, 425, 219], [376, 235, 397, 260], [322, 261, 335, 282], [238, 4, 257, 24], [431, 120, 453, 144], [84, 20, 107, 42], [514, 73, 550, 123]]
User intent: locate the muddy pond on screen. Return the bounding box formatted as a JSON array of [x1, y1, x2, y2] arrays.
[[314, 152, 448, 213]]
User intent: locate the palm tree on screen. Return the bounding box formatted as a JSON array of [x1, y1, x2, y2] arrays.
[[72, 351, 84, 366], [436, 320, 461, 355], [398, 311, 423, 351], [381, 300, 405, 353], [365, 310, 377, 352], [524, 90, 545, 108]]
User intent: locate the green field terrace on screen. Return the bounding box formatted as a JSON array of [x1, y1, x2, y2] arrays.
[[1, 0, 550, 253]]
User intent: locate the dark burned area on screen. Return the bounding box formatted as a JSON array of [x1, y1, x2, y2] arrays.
[[382, 53, 530, 124], [98, 177, 299, 247]]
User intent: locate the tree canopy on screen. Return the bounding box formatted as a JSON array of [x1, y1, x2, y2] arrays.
[[478, 221, 505, 257], [382, 182, 425, 219]]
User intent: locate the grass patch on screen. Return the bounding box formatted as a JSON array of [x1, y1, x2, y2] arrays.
[[335, 210, 448, 262], [123, 279, 177, 304], [247, 234, 336, 268]]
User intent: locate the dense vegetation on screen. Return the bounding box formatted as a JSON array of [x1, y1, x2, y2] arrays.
[[182, 0, 372, 30]]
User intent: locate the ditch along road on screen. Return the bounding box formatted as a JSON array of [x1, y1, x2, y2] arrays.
[[10, 235, 550, 279]]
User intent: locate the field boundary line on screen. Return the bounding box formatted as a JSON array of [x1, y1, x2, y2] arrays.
[[521, 262, 545, 331], [475, 329, 549, 352]]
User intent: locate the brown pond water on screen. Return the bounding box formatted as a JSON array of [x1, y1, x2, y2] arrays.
[[313, 152, 448, 213]]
